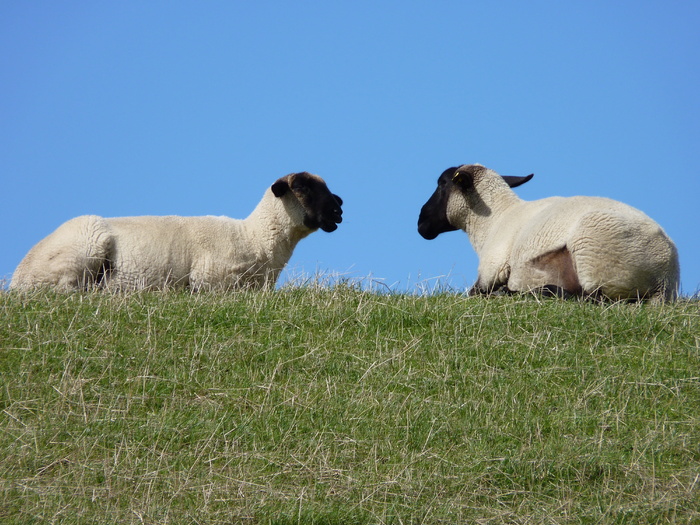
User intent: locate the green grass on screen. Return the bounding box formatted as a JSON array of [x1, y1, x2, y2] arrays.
[[1, 284, 699, 524]]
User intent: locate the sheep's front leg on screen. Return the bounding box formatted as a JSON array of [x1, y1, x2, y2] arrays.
[[508, 246, 583, 297], [469, 262, 511, 296], [468, 281, 512, 296]]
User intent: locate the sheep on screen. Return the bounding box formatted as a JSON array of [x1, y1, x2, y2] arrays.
[[10, 172, 343, 291], [417, 164, 680, 302]]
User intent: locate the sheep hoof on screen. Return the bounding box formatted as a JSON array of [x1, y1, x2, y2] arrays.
[[536, 285, 578, 299]]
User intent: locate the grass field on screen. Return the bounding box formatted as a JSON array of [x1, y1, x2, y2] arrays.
[[1, 284, 699, 524]]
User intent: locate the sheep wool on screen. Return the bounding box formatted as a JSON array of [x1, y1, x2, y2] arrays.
[[11, 172, 343, 291], [418, 164, 680, 302]]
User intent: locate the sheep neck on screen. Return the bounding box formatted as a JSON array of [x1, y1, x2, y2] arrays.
[[245, 189, 309, 263], [459, 180, 523, 255]]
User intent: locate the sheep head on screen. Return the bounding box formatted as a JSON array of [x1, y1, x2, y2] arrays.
[[417, 164, 533, 240], [271, 172, 344, 232]]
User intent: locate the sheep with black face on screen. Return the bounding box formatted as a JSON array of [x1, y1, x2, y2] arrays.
[[11, 172, 343, 291], [418, 164, 679, 302]]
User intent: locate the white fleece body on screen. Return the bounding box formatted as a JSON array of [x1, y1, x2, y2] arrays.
[[447, 173, 679, 302], [11, 189, 313, 291]]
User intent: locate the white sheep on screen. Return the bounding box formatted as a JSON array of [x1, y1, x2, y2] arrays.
[[418, 164, 680, 302], [10, 172, 343, 291]]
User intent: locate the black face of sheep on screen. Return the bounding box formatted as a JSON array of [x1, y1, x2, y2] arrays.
[[417, 167, 461, 240], [417, 165, 533, 240], [272, 172, 344, 233]]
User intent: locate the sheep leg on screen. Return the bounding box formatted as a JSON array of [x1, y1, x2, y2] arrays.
[[532, 246, 581, 293], [468, 279, 510, 296], [536, 284, 580, 299], [11, 215, 113, 290], [507, 245, 583, 297]]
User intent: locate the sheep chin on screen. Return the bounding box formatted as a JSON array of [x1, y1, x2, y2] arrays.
[[304, 214, 341, 233], [320, 222, 339, 233]]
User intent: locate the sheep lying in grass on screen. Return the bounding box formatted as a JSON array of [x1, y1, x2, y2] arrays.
[[417, 164, 680, 302], [11, 172, 343, 291]]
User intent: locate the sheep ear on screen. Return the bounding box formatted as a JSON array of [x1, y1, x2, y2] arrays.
[[502, 173, 534, 188], [271, 180, 289, 197], [452, 170, 472, 189]]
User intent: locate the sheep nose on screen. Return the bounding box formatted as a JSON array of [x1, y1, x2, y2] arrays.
[[331, 203, 343, 219]]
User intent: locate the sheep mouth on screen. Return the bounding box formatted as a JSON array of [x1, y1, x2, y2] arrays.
[[418, 216, 447, 240], [319, 215, 343, 233], [418, 205, 457, 240], [418, 224, 438, 240], [304, 214, 342, 233]]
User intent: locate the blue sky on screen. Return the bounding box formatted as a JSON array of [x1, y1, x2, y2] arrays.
[[2, 2, 699, 294]]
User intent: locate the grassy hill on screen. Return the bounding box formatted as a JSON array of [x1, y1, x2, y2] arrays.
[[1, 286, 699, 524]]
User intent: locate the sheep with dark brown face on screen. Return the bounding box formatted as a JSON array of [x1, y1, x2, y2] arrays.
[[11, 172, 343, 291], [418, 164, 679, 302]]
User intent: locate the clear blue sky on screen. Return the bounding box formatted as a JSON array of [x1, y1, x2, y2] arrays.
[[2, 2, 699, 294]]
